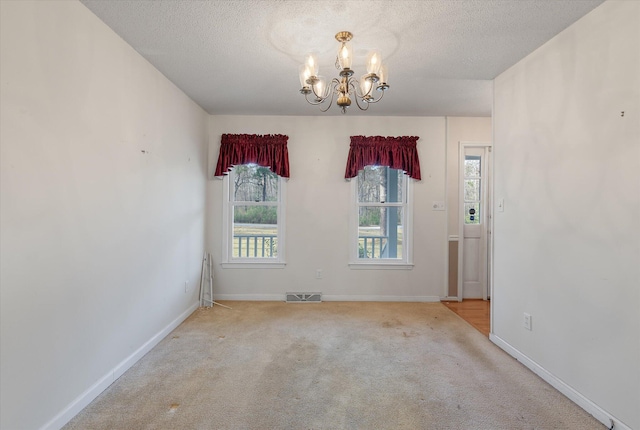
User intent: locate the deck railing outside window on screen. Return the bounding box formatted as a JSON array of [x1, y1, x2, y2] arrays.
[[359, 235, 388, 258], [234, 234, 277, 258]]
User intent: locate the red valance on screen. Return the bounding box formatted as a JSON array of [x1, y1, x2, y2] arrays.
[[344, 136, 421, 180], [214, 134, 290, 178]]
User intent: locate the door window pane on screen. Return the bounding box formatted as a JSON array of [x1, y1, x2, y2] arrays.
[[464, 202, 480, 225], [464, 154, 482, 225], [464, 157, 481, 177], [464, 179, 480, 201]]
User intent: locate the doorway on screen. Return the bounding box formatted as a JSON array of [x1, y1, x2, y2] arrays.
[[458, 143, 492, 301], [442, 299, 490, 336]]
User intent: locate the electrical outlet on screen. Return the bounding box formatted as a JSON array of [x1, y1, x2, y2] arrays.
[[316, 269, 323, 279], [524, 313, 532, 331], [184, 280, 189, 293]]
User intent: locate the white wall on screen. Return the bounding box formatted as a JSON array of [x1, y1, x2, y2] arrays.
[[0, 2, 208, 429], [207, 115, 451, 301], [492, 1, 639, 429]]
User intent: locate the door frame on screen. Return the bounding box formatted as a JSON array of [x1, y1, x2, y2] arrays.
[[457, 142, 493, 302]]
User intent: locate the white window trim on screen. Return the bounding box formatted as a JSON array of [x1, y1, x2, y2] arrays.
[[221, 169, 286, 268], [348, 173, 414, 269]]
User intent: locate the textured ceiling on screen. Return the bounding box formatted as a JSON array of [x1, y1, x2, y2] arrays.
[[80, 0, 604, 117]]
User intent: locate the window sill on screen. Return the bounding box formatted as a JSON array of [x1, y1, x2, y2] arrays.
[[348, 262, 414, 270], [221, 261, 286, 269]]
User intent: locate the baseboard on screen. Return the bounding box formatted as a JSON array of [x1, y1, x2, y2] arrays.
[[41, 301, 200, 430], [322, 295, 441, 302], [214, 294, 284, 301], [490, 334, 629, 430], [215, 294, 441, 302]]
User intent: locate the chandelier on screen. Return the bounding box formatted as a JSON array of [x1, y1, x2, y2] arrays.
[[299, 31, 389, 114]]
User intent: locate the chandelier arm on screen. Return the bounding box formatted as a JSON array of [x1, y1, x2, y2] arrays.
[[330, 78, 341, 91], [310, 86, 325, 103], [353, 92, 371, 111], [310, 84, 321, 100], [351, 77, 371, 100], [310, 79, 330, 101], [318, 86, 337, 112], [365, 88, 386, 104], [345, 78, 360, 103], [304, 92, 328, 106], [351, 77, 362, 98], [319, 97, 335, 112], [345, 78, 370, 111]]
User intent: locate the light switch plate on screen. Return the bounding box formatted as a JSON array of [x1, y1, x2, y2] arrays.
[[524, 313, 532, 330]]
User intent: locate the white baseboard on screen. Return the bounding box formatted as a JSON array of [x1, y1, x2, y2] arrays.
[[41, 302, 200, 430], [214, 294, 284, 301], [322, 295, 441, 302], [490, 334, 629, 430], [215, 294, 441, 302]]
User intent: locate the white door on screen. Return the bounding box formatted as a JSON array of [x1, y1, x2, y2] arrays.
[[458, 144, 492, 300]]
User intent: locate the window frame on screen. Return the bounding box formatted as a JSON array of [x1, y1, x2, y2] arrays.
[[348, 166, 414, 269], [221, 165, 286, 268]]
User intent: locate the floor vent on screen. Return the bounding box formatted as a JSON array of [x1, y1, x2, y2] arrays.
[[286, 292, 322, 303]]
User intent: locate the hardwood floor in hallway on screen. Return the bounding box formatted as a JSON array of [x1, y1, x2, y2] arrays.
[[442, 299, 490, 337]]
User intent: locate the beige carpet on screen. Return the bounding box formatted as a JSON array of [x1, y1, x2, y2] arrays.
[[64, 301, 603, 429]]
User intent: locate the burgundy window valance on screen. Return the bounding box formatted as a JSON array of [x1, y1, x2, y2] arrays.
[[344, 135, 421, 180], [214, 133, 290, 178]]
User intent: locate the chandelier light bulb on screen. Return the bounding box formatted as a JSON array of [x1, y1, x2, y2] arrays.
[[299, 64, 311, 88], [366, 50, 382, 75], [306, 54, 319, 77], [378, 64, 388, 84], [338, 42, 353, 70]]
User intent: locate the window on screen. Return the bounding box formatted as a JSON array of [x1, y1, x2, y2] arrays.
[[222, 164, 286, 267], [344, 135, 420, 269], [350, 166, 413, 268], [463, 155, 481, 225]]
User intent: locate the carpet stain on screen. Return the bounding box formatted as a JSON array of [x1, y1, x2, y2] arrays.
[[454, 332, 497, 371], [168, 403, 180, 413], [382, 318, 402, 328]]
